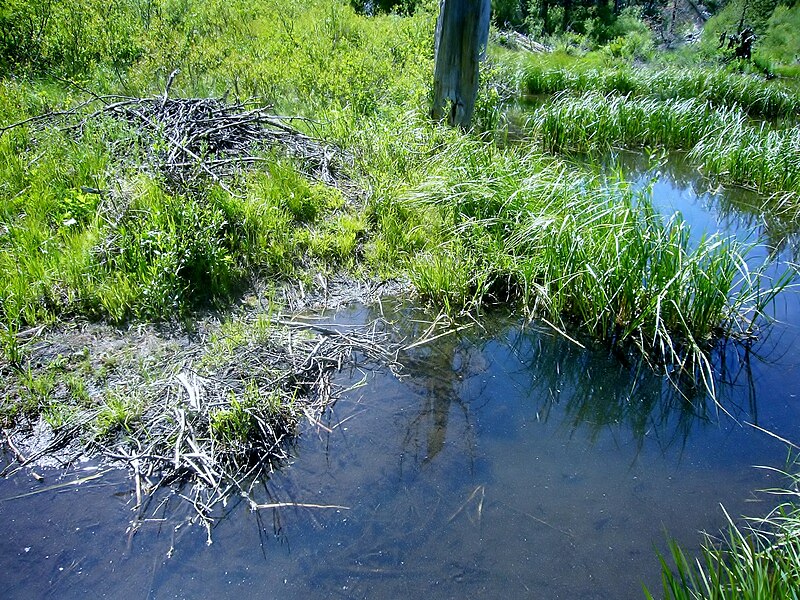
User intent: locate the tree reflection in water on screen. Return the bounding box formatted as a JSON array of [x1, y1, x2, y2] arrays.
[[370, 298, 770, 472]]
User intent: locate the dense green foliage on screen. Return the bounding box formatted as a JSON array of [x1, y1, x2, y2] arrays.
[[0, 0, 432, 340], [511, 53, 800, 118], [703, 0, 800, 75], [0, 0, 792, 367]]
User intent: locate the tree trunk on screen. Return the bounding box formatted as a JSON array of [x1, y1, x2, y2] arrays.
[[431, 0, 491, 129]]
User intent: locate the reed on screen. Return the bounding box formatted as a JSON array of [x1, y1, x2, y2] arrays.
[[649, 468, 800, 600], [532, 92, 738, 153], [388, 137, 782, 379], [529, 92, 800, 199], [517, 59, 800, 120], [690, 122, 800, 196]]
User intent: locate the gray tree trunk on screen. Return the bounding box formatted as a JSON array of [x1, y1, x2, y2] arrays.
[[431, 0, 491, 129]]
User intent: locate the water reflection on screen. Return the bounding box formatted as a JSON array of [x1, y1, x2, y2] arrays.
[[1, 298, 796, 599], [2, 161, 799, 598], [376, 299, 773, 466], [400, 340, 484, 470], [599, 150, 800, 260]]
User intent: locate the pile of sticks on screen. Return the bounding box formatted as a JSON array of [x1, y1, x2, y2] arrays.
[[1, 73, 345, 191], [100, 317, 400, 543], [99, 95, 341, 189]]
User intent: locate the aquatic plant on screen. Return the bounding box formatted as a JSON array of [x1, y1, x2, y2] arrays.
[[515, 59, 800, 120], [532, 92, 735, 153], [690, 122, 800, 196], [529, 92, 800, 198], [370, 135, 785, 388], [649, 464, 800, 600]]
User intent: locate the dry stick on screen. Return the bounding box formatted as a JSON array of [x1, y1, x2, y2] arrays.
[[250, 501, 350, 511], [162, 69, 180, 109], [82, 316, 398, 543], [2, 431, 44, 481], [0, 96, 100, 137], [1, 470, 110, 501], [447, 485, 485, 524], [121, 103, 232, 193]]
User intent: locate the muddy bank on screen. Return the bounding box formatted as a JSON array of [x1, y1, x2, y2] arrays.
[[0, 275, 410, 539]]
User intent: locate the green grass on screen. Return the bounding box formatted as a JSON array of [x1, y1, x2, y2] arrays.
[[526, 92, 800, 197], [649, 466, 800, 600], [93, 391, 142, 439], [0, 120, 364, 327], [532, 92, 734, 153], [360, 131, 784, 382], [508, 54, 800, 120], [690, 121, 800, 196], [210, 382, 291, 454], [0, 0, 793, 411]]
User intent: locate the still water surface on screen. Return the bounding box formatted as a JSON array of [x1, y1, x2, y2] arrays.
[[1, 157, 798, 599]]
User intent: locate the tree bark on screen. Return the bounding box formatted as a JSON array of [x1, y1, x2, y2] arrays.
[[431, 0, 491, 129]]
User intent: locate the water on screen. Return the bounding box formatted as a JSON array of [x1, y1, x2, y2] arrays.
[[1, 158, 799, 599]]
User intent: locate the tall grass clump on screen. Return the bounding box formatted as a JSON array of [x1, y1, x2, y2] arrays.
[[530, 92, 800, 200], [378, 137, 781, 381], [532, 92, 738, 153], [649, 465, 800, 600], [515, 58, 800, 120], [690, 122, 800, 196]]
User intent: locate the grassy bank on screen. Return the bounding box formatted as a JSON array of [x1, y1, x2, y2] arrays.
[[0, 0, 797, 555], [527, 92, 800, 196], [505, 53, 800, 120], [0, 0, 792, 421]]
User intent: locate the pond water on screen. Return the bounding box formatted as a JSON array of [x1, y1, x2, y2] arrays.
[[1, 158, 799, 599]]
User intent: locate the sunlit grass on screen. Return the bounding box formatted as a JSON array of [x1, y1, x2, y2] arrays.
[[365, 134, 786, 383], [649, 464, 800, 600], [531, 92, 733, 153], [511, 56, 800, 120], [527, 92, 800, 197]]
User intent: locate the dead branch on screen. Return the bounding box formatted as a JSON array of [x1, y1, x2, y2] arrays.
[[1, 81, 350, 191]]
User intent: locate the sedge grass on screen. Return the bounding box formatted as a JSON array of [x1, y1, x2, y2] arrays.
[[532, 92, 737, 153], [512, 57, 800, 120], [649, 466, 800, 600], [372, 135, 785, 383], [690, 122, 800, 197], [529, 92, 800, 198]]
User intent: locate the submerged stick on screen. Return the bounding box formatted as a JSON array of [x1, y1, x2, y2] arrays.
[[1, 470, 110, 501], [249, 501, 350, 511], [2, 430, 44, 481]]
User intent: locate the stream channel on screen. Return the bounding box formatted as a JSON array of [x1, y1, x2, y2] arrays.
[[1, 153, 799, 599]]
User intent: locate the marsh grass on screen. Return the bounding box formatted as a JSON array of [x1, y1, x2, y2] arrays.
[[513, 58, 800, 120], [533, 92, 734, 153], [210, 383, 292, 457], [649, 466, 800, 600], [690, 122, 800, 196], [529, 92, 800, 197], [370, 136, 786, 383]]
